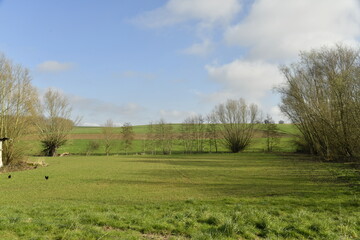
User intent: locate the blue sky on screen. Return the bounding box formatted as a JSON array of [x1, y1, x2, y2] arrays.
[[1, 0, 359, 126]]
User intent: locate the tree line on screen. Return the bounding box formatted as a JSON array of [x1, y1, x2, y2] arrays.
[[96, 98, 281, 155]]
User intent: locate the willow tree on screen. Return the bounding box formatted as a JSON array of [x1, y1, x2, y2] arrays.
[[37, 89, 75, 156], [277, 45, 360, 160], [0, 53, 38, 165], [213, 98, 259, 153]]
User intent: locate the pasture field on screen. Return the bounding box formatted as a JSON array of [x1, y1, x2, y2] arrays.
[[21, 124, 298, 156], [21, 138, 297, 156], [0, 153, 359, 239], [69, 124, 298, 136]]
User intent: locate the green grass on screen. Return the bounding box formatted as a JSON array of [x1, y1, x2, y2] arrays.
[[72, 123, 299, 135], [0, 153, 359, 239], [71, 124, 185, 135], [22, 137, 297, 156]]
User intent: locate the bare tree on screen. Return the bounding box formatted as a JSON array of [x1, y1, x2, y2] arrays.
[[277, 45, 360, 160], [121, 122, 134, 155], [154, 119, 173, 155], [37, 89, 75, 156], [206, 113, 219, 153], [146, 121, 156, 155], [102, 119, 117, 156], [263, 115, 280, 152], [180, 115, 207, 154], [0, 53, 38, 164], [180, 117, 194, 154], [213, 98, 259, 153]]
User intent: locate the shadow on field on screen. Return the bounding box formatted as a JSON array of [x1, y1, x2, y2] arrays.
[[83, 178, 166, 185]]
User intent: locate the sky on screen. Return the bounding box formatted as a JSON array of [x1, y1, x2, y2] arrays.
[[0, 0, 359, 126]]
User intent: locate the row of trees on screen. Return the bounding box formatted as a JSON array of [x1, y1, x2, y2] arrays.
[[96, 98, 278, 155], [0, 53, 75, 165], [102, 120, 135, 156]]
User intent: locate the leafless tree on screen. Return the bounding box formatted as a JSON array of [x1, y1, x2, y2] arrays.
[[180, 115, 206, 153], [121, 122, 134, 155], [180, 117, 194, 154], [0, 53, 38, 164], [277, 45, 360, 160], [206, 113, 219, 153], [102, 119, 117, 156], [37, 89, 76, 156], [146, 121, 156, 155], [262, 115, 280, 152], [154, 119, 173, 155], [213, 98, 259, 153]]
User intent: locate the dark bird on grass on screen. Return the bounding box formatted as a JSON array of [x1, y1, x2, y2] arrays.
[[8, 175, 11, 179], [45, 176, 49, 180]]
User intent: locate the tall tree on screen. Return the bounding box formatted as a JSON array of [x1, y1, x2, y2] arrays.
[[206, 113, 219, 153], [213, 98, 259, 153], [121, 122, 134, 155], [102, 119, 117, 156], [277, 45, 360, 160], [37, 89, 75, 156], [0, 53, 38, 164], [154, 119, 173, 155], [146, 121, 156, 155], [181, 115, 206, 154], [180, 117, 193, 154]]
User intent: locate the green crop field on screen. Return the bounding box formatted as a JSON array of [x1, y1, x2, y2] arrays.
[[0, 153, 359, 239]]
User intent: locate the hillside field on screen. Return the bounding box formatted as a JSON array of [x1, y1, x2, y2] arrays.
[[0, 153, 359, 239], [21, 124, 299, 156]]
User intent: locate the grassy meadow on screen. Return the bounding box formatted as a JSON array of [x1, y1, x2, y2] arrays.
[[2, 124, 358, 239], [0, 153, 359, 239]]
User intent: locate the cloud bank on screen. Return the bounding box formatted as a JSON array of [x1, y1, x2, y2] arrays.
[[225, 0, 360, 61], [134, 0, 241, 28], [37, 61, 74, 73]]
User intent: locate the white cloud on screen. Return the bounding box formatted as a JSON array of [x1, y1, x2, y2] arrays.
[[81, 122, 101, 127], [159, 110, 198, 122], [65, 94, 146, 125], [225, 0, 360, 61], [134, 0, 241, 28], [37, 61, 74, 72], [181, 39, 214, 56], [205, 59, 283, 103], [268, 105, 289, 123]]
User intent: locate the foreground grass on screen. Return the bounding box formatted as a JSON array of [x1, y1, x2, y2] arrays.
[[0, 153, 358, 239]]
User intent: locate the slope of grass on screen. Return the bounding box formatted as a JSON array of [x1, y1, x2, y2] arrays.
[[71, 124, 185, 135], [16, 123, 298, 156], [23, 137, 296, 156], [72, 123, 299, 135], [0, 153, 358, 239]]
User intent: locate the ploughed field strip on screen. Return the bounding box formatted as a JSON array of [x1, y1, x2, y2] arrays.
[[0, 153, 358, 239]]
